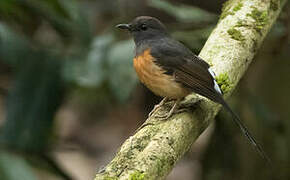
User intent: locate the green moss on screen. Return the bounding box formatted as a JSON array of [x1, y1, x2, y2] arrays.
[[227, 28, 245, 41], [220, 0, 243, 20], [216, 73, 232, 94], [129, 171, 146, 180], [235, 20, 249, 28], [220, 11, 234, 20], [132, 134, 152, 151], [220, 0, 235, 19], [233, 2, 243, 12], [247, 8, 269, 33], [270, 0, 279, 11], [103, 175, 118, 180], [147, 153, 175, 178]]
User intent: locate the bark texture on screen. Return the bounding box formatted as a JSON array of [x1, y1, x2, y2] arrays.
[[95, 0, 286, 179]]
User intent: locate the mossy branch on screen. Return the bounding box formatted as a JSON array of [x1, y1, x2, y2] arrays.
[[95, 0, 286, 179]]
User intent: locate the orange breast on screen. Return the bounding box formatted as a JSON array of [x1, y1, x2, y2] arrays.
[[133, 49, 190, 99]]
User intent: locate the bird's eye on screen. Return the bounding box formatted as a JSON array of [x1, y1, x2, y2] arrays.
[[140, 23, 147, 31]]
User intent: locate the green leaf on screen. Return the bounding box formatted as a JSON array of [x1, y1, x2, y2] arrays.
[[0, 54, 64, 152], [0, 23, 32, 66], [0, 152, 37, 180]]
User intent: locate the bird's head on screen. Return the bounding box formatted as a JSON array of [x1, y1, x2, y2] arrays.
[[116, 16, 169, 44]]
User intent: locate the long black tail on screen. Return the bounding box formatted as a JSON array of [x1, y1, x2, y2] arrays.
[[219, 99, 271, 164]]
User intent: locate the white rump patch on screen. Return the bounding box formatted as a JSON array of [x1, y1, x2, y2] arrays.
[[208, 68, 222, 94], [213, 80, 222, 94], [208, 68, 216, 77]]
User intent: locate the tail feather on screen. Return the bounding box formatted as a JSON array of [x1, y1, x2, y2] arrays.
[[219, 99, 271, 164]]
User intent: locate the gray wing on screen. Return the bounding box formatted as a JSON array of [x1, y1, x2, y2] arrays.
[[150, 38, 223, 103]]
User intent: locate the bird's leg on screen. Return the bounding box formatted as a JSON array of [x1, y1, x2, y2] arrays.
[[155, 99, 181, 119], [138, 98, 194, 131], [165, 99, 181, 119], [137, 97, 168, 132], [148, 97, 168, 117]]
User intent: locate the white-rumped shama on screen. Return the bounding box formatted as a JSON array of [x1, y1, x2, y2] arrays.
[[116, 16, 269, 163]]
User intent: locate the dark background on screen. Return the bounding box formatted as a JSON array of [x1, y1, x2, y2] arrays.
[[0, 0, 289, 179]]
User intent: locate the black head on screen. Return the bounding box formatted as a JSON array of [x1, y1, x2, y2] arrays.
[[116, 16, 169, 44]]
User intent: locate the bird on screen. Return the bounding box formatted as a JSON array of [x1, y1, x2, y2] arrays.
[[116, 16, 269, 162]]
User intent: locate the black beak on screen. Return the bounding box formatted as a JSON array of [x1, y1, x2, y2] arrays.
[[116, 24, 131, 30]]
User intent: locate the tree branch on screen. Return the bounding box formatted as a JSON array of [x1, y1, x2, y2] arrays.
[[95, 0, 286, 179]]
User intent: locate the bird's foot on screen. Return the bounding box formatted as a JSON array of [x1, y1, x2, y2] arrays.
[[154, 98, 200, 120], [148, 97, 168, 117], [154, 99, 181, 120], [154, 108, 189, 119]]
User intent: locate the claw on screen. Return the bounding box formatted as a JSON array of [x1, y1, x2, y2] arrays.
[[155, 99, 181, 120], [148, 97, 168, 117]]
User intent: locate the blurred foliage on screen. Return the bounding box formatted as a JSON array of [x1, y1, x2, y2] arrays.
[[1, 56, 63, 152], [0, 0, 139, 179], [0, 0, 289, 179], [0, 152, 37, 180], [149, 0, 217, 24]]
